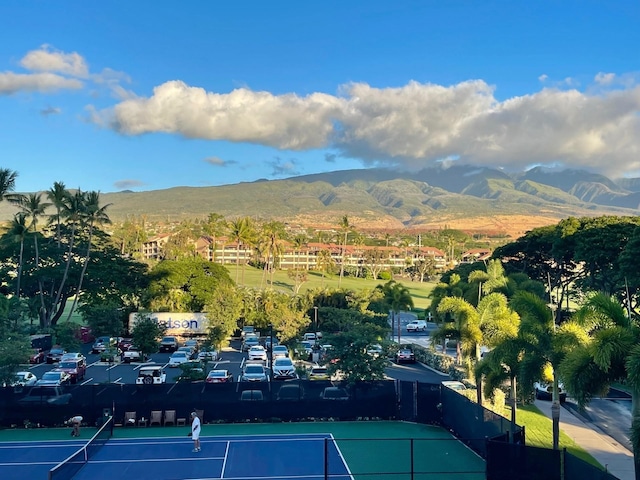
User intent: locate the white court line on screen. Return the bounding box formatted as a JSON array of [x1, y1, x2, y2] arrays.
[[81, 378, 94, 385], [220, 441, 230, 478]]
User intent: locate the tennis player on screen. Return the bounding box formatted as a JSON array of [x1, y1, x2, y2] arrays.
[[67, 415, 83, 437], [190, 411, 201, 452]]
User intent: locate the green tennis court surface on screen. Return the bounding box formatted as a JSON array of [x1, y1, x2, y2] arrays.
[[0, 421, 486, 479]]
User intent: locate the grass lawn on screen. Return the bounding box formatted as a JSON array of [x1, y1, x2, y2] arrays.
[[512, 404, 603, 469], [224, 264, 437, 310]]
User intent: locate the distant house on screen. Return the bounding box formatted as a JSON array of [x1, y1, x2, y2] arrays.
[[141, 233, 172, 260], [460, 248, 492, 263]]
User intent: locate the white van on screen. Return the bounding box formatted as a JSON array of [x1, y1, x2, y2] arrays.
[[303, 332, 318, 344], [406, 320, 427, 332]]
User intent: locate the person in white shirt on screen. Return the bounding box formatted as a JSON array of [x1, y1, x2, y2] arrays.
[[190, 412, 201, 452], [68, 415, 83, 437]]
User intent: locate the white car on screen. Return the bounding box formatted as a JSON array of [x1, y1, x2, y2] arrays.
[[198, 348, 219, 362], [136, 366, 167, 385], [248, 345, 267, 362], [406, 320, 427, 332], [272, 357, 297, 380], [9, 371, 37, 387], [168, 351, 190, 367], [367, 344, 383, 358], [272, 345, 289, 359]]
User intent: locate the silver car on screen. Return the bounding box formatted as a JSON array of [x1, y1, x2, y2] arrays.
[[240, 363, 269, 382]]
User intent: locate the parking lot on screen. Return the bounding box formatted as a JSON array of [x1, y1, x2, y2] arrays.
[[24, 340, 251, 386]]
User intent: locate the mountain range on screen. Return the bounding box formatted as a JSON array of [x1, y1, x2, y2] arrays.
[[4, 165, 640, 238]]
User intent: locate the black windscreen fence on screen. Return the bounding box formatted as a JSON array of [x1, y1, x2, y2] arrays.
[[0, 379, 616, 480]]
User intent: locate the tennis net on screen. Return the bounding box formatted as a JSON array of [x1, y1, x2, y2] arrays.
[[48, 416, 113, 480]]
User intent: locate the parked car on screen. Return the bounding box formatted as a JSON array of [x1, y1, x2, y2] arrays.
[[159, 336, 179, 353], [534, 381, 567, 403], [239, 363, 269, 382], [240, 389, 264, 401], [272, 345, 289, 359], [177, 346, 197, 359], [122, 349, 145, 363], [248, 345, 267, 362], [276, 383, 305, 401], [308, 365, 329, 380], [54, 359, 86, 383], [168, 351, 190, 367], [441, 381, 467, 392], [264, 336, 279, 351], [241, 325, 255, 338], [242, 336, 260, 352], [101, 347, 120, 363], [295, 341, 313, 360], [320, 386, 349, 400], [206, 369, 234, 383], [60, 352, 86, 363], [91, 336, 114, 354], [303, 332, 318, 344], [46, 346, 66, 364], [272, 357, 297, 380], [396, 348, 416, 364], [9, 371, 37, 387], [36, 371, 71, 386], [198, 348, 219, 362], [30, 348, 45, 364], [184, 339, 199, 352], [18, 386, 72, 405], [406, 320, 428, 332], [136, 366, 166, 385]]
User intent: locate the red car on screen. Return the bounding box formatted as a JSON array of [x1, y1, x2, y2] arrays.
[[206, 370, 234, 383], [54, 359, 86, 383], [29, 348, 45, 364]]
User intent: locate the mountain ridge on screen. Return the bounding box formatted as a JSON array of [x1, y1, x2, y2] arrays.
[[1, 165, 638, 238]]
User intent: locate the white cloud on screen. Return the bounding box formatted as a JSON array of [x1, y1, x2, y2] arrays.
[[0, 72, 83, 95], [20, 45, 89, 78], [94, 77, 640, 178], [105, 80, 345, 149], [595, 72, 615, 85], [538, 74, 548, 82]]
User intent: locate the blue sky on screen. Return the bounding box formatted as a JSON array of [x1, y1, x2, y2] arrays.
[[1, 1, 639, 193]]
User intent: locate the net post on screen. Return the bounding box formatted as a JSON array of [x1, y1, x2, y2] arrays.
[[324, 437, 329, 480], [410, 438, 414, 480]]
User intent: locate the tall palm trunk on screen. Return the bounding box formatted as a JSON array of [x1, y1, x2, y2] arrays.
[[66, 223, 95, 321]]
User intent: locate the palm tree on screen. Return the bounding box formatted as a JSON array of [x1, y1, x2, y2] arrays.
[[49, 189, 85, 327], [377, 280, 414, 343], [468, 259, 508, 305], [559, 292, 640, 477], [66, 191, 111, 321], [47, 181, 68, 247], [203, 212, 227, 262], [0, 168, 18, 202], [12, 193, 52, 320], [228, 217, 254, 285], [291, 234, 308, 292], [261, 221, 285, 288], [510, 291, 584, 450], [338, 215, 350, 287], [316, 249, 334, 287], [7, 213, 29, 297]]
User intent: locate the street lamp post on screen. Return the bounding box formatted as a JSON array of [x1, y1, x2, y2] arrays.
[[313, 306, 318, 333], [268, 324, 273, 377]]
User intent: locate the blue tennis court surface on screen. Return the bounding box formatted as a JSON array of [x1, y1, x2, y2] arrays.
[[0, 434, 353, 480]]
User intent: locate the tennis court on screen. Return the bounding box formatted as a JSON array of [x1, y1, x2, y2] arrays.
[[0, 420, 486, 479]]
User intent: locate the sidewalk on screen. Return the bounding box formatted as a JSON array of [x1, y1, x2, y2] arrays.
[[534, 399, 635, 480]]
